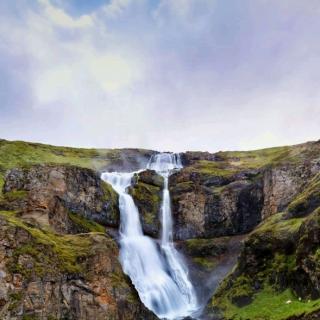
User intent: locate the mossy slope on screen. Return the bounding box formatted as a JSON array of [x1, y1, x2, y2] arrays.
[[208, 206, 320, 320]]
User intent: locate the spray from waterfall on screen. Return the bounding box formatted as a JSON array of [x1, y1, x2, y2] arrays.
[[102, 153, 198, 320]]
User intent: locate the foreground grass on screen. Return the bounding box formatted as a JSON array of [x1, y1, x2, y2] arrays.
[[217, 285, 320, 320]]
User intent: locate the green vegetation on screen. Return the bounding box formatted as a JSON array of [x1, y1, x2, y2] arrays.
[[253, 212, 304, 236], [218, 146, 292, 168], [129, 181, 161, 225], [0, 139, 120, 172], [191, 160, 237, 177], [102, 180, 118, 203], [184, 237, 228, 256], [0, 174, 4, 192], [1, 211, 92, 274], [171, 181, 194, 193], [211, 207, 320, 319], [8, 291, 23, 311], [187, 145, 292, 177], [272, 253, 296, 274], [213, 283, 320, 320], [192, 257, 216, 269], [0, 139, 130, 199], [101, 180, 119, 222], [68, 211, 106, 233], [188, 142, 320, 178], [2, 190, 28, 202]]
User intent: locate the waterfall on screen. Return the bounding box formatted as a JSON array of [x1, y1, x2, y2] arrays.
[[101, 153, 198, 320]]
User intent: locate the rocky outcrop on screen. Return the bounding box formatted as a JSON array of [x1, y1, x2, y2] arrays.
[[170, 168, 264, 240], [169, 141, 320, 241], [262, 162, 320, 219], [129, 170, 163, 237], [0, 211, 156, 320], [205, 205, 320, 319], [0, 164, 119, 233]]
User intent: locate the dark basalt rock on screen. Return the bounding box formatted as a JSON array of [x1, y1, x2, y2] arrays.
[[169, 168, 264, 240]]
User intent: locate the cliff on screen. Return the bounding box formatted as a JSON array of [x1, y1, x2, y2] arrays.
[[0, 138, 319, 320]]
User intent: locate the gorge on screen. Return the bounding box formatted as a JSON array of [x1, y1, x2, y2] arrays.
[[0, 138, 319, 319]]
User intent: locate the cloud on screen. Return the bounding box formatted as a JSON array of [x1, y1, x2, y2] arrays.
[[0, 0, 319, 151], [102, 0, 133, 19], [39, 0, 93, 28]]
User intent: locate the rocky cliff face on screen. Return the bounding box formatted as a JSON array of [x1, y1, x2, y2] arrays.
[[169, 141, 320, 241], [0, 164, 156, 320], [169, 168, 264, 240], [0, 213, 156, 320], [202, 143, 320, 320], [0, 139, 319, 320], [1, 164, 120, 233]]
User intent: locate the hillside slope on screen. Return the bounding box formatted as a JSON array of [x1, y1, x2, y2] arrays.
[[0, 138, 319, 320]]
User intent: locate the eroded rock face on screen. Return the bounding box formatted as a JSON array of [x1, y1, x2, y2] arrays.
[[1, 165, 119, 233], [0, 213, 157, 320], [169, 142, 320, 241], [261, 163, 319, 219], [170, 169, 264, 240]]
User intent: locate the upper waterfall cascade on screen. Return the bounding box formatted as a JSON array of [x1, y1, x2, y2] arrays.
[[102, 153, 198, 320]]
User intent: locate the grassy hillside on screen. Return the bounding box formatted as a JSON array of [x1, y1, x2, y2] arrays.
[[187, 140, 320, 178], [0, 139, 152, 196]]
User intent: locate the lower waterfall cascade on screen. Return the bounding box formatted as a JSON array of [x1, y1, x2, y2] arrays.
[[101, 153, 199, 320]]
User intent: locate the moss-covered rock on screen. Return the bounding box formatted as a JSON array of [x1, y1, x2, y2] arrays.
[[129, 170, 163, 237], [285, 173, 320, 219], [0, 210, 157, 320], [205, 208, 320, 319]]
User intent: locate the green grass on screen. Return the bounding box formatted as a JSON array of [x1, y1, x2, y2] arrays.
[[188, 142, 320, 178], [186, 146, 292, 177], [2, 190, 28, 202], [0, 139, 121, 173], [253, 212, 304, 236], [217, 146, 292, 168], [192, 257, 217, 269], [68, 211, 106, 233], [215, 285, 320, 320]]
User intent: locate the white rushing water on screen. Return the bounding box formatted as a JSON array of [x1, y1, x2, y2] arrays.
[[101, 153, 198, 320]]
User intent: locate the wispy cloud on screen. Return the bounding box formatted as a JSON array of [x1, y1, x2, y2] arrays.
[[0, 0, 319, 151]]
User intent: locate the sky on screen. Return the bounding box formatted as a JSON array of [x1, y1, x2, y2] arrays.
[[0, 0, 319, 152]]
